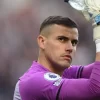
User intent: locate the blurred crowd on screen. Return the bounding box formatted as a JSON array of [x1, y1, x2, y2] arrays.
[[0, 0, 96, 100]]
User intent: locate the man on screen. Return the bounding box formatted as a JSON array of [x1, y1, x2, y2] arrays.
[[13, 16, 100, 100]]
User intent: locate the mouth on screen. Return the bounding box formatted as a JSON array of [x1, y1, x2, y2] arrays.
[[62, 55, 72, 62]]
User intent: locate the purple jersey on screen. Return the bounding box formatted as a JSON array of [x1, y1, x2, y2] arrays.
[[13, 61, 100, 100]]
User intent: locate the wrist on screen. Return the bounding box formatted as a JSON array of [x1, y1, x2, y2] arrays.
[[95, 39, 100, 53]]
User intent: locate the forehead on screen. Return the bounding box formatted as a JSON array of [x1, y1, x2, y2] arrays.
[[48, 24, 78, 39]]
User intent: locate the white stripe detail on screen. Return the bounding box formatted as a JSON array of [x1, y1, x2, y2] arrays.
[[13, 81, 22, 100]]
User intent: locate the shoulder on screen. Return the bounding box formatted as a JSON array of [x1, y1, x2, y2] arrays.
[[19, 72, 63, 99], [20, 72, 62, 87]]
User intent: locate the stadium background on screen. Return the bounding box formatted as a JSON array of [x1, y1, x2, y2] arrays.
[[0, 0, 95, 99]]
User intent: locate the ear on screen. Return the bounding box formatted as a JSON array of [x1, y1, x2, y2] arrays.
[[37, 35, 47, 49]]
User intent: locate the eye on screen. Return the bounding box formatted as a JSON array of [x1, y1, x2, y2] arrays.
[[71, 40, 78, 46], [58, 37, 68, 42]]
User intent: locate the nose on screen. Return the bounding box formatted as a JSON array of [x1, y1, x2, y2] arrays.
[[66, 41, 73, 53]]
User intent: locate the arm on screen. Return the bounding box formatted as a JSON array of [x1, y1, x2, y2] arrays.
[[78, 55, 100, 79], [81, 63, 94, 78], [59, 62, 100, 100], [81, 26, 100, 78], [63, 63, 96, 79], [63, 64, 94, 79]]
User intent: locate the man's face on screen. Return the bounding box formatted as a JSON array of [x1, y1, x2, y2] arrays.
[[39, 24, 78, 69]]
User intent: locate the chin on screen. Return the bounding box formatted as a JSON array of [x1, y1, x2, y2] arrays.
[[62, 62, 71, 68], [65, 64, 70, 68]]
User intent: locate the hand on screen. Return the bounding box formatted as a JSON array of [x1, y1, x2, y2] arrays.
[[65, 0, 100, 22], [83, 0, 100, 23]]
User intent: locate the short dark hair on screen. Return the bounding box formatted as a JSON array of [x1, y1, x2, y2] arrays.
[[40, 16, 78, 33]]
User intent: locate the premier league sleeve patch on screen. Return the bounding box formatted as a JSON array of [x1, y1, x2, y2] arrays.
[[44, 72, 61, 81]]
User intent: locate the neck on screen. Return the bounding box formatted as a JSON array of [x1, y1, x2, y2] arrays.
[[37, 55, 64, 76]]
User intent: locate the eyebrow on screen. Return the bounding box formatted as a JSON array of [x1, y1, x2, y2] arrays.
[[57, 36, 69, 39]]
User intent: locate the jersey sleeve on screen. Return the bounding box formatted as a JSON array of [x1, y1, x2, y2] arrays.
[[60, 62, 100, 100], [81, 63, 94, 78], [19, 62, 100, 100], [59, 78, 100, 100], [63, 63, 95, 79], [62, 65, 83, 78]]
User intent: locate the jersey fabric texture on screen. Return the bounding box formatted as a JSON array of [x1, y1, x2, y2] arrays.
[[13, 61, 100, 100]]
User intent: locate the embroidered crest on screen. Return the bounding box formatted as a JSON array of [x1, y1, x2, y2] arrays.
[[44, 72, 61, 81]]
